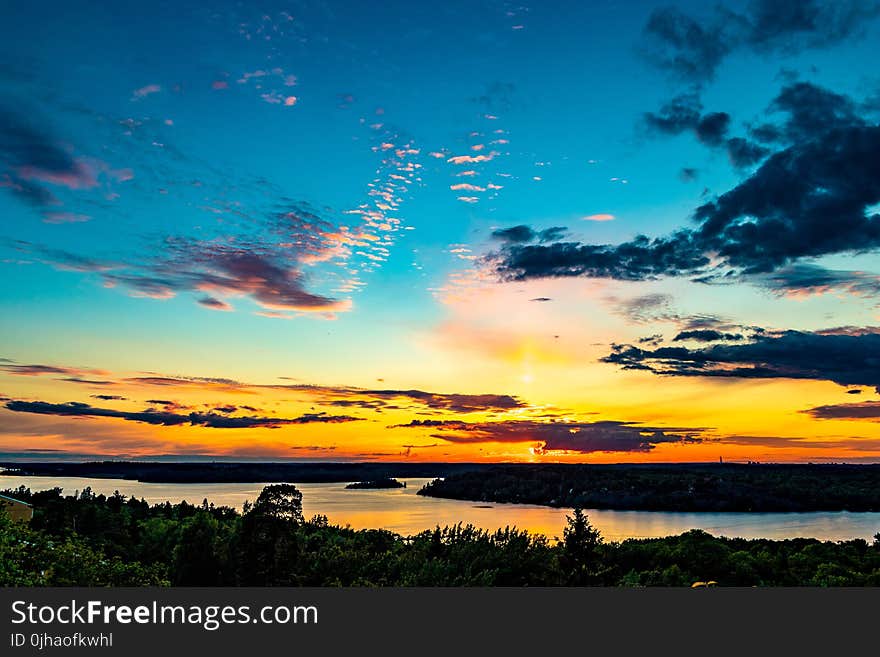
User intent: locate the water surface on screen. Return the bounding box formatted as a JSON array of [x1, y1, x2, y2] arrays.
[[3, 474, 879, 541]]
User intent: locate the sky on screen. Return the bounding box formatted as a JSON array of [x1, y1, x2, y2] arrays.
[[2, 0, 880, 463]]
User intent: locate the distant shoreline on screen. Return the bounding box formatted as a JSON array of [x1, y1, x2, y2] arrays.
[[4, 461, 880, 513], [418, 463, 880, 513]]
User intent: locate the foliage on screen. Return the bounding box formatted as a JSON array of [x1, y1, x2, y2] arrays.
[[418, 464, 880, 511], [3, 485, 879, 587]]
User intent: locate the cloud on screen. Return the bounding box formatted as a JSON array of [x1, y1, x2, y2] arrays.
[[679, 167, 698, 182], [392, 418, 705, 454], [0, 104, 99, 208], [4, 399, 362, 429], [44, 237, 352, 315], [42, 212, 91, 224], [672, 329, 744, 342], [447, 153, 497, 165], [197, 296, 233, 311], [602, 330, 880, 391], [642, 1, 880, 82], [274, 384, 525, 413], [115, 369, 526, 414], [492, 88, 880, 285], [802, 401, 880, 421], [643, 93, 768, 167], [583, 214, 615, 222], [0, 362, 110, 379], [755, 263, 880, 299], [490, 225, 568, 245], [491, 225, 536, 244], [492, 230, 708, 281], [131, 84, 161, 100]]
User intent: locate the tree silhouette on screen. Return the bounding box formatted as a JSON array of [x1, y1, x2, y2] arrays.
[[561, 507, 603, 585]]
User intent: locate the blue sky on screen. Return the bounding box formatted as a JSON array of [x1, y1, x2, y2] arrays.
[[2, 0, 880, 461]]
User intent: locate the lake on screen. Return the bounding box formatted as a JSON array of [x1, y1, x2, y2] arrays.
[[3, 474, 880, 541]]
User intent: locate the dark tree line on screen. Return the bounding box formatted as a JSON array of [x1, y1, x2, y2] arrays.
[[2, 485, 880, 587], [418, 464, 880, 511]]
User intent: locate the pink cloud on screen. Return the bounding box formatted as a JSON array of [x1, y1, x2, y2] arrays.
[[132, 84, 161, 100], [18, 159, 97, 189], [450, 183, 485, 192], [457, 196, 479, 204], [583, 213, 615, 221], [255, 311, 293, 320], [212, 80, 229, 90], [284, 96, 298, 106], [447, 152, 497, 165]]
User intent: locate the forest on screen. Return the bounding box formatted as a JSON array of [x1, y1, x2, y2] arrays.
[[418, 463, 880, 511], [2, 485, 880, 587]]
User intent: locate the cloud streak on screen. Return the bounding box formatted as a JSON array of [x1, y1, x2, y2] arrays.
[[5, 399, 362, 429], [393, 418, 705, 454]]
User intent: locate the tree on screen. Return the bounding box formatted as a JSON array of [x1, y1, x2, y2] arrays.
[[172, 511, 221, 585], [237, 484, 304, 585], [560, 507, 603, 585], [251, 484, 303, 523]]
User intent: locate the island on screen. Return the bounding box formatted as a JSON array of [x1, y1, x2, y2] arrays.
[[417, 463, 880, 512], [345, 478, 405, 489]]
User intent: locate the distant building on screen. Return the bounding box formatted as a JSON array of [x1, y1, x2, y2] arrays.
[[0, 494, 33, 523]]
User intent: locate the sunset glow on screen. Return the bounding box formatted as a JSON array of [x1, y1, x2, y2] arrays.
[[2, 0, 880, 464]]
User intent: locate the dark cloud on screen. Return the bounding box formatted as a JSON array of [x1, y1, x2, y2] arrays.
[[91, 395, 127, 401], [673, 329, 744, 343], [490, 225, 566, 244], [744, 0, 880, 53], [724, 137, 770, 168], [603, 330, 880, 391], [96, 368, 527, 414], [0, 362, 110, 379], [273, 384, 525, 413], [492, 116, 880, 282], [538, 226, 568, 242], [642, 7, 738, 81], [0, 104, 87, 208], [197, 296, 232, 311], [642, 1, 880, 82], [491, 225, 535, 243], [530, 297, 552, 302], [756, 263, 880, 298], [643, 93, 703, 135], [493, 231, 708, 282], [679, 167, 699, 182], [644, 94, 767, 168], [113, 240, 346, 312], [129, 375, 243, 389], [768, 81, 866, 142], [803, 401, 880, 421], [696, 112, 731, 146], [4, 399, 362, 429], [694, 124, 880, 273], [393, 418, 704, 454]]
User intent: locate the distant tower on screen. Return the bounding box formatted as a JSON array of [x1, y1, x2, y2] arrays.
[[719, 456, 723, 464]]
